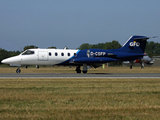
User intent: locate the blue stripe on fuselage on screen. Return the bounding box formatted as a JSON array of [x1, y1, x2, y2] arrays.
[[56, 50, 81, 65]]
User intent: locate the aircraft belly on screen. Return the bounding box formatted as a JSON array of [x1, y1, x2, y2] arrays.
[[20, 60, 64, 65]]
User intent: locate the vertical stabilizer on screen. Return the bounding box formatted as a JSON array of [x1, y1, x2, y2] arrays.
[[119, 35, 150, 53]]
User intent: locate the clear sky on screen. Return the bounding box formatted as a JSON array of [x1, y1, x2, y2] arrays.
[[0, 0, 160, 51]]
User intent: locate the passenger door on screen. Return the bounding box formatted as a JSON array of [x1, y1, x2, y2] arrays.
[[38, 51, 48, 61]]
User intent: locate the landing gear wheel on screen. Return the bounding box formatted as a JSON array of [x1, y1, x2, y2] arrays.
[[75, 66, 81, 73], [83, 71, 87, 74], [16, 68, 21, 73], [36, 65, 39, 69], [77, 70, 81, 73], [141, 62, 144, 69], [83, 64, 88, 74], [130, 65, 132, 69]]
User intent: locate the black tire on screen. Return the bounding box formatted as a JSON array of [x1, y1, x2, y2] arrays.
[[76, 66, 81, 73], [77, 70, 81, 73], [83, 71, 87, 74], [16, 68, 21, 73]]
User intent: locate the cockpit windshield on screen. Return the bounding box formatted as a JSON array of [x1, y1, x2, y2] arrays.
[[22, 50, 35, 55]]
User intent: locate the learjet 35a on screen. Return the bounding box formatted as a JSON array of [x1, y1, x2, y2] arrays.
[[1, 35, 156, 73]]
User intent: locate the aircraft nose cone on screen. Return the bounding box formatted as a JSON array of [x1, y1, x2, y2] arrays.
[[1, 56, 21, 64], [1, 59, 7, 64]]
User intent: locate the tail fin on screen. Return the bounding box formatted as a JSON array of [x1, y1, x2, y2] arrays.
[[119, 35, 150, 53]]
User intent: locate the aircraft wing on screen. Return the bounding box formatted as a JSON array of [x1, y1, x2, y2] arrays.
[[70, 57, 117, 64]]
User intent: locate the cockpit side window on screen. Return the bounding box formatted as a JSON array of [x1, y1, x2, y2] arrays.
[[22, 50, 35, 55]]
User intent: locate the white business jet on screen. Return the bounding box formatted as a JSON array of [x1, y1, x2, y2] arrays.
[[1, 35, 155, 73]]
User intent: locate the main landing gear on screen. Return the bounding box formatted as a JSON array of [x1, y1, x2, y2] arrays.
[[75, 64, 88, 74], [75, 66, 81, 73], [83, 64, 87, 74]]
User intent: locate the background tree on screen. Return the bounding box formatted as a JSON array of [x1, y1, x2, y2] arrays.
[[78, 40, 121, 50], [0, 48, 10, 64], [23, 45, 38, 51], [9, 50, 20, 57], [48, 46, 57, 49], [145, 41, 160, 57], [78, 43, 91, 50]]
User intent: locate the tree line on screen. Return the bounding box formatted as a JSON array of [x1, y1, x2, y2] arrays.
[[1, 41, 160, 65]]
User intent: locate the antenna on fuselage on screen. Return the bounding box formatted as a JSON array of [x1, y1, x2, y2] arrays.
[[64, 46, 68, 49]]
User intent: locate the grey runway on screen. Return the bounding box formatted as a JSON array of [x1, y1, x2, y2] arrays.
[[0, 73, 160, 78]]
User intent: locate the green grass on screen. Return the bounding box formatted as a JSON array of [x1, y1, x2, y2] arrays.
[[0, 66, 160, 73], [0, 78, 160, 119]]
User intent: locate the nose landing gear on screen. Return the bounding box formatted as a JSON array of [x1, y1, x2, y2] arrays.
[[16, 68, 21, 73]]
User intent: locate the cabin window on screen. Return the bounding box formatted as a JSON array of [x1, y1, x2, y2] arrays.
[[55, 52, 58, 56], [49, 52, 52, 56], [22, 50, 34, 55], [61, 53, 64, 56], [68, 53, 70, 56]]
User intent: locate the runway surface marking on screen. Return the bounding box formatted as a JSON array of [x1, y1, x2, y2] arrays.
[[0, 73, 160, 79], [1, 77, 160, 79]]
